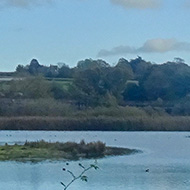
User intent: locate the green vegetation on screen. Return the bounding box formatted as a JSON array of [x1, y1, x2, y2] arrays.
[[0, 140, 136, 161], [3, 57, 190, 108], [0, 98, 190, 131], [1, 115, 190, 131], [1, 57, 190, 131]]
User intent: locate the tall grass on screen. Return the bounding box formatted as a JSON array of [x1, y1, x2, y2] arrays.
[[0, 99, 75, 116], [1, 115, 190, 131], [0, 101, 189, 131], [24, 140, 106, 157], [0, 100, 166, 117]]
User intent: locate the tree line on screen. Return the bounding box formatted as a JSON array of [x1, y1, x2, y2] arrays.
[[14, 57, 190, 101], [1, 56, 190, 115]]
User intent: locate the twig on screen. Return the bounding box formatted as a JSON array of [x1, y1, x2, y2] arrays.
[[61, 163, 98, 190]]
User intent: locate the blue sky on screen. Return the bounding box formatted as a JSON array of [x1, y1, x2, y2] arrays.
[[1, 0, 190, 71]]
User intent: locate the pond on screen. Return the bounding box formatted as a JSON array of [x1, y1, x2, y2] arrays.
[[0, 131, 190, 190]]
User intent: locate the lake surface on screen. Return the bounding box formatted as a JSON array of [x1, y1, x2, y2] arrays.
[[0, 131, 190, 190]]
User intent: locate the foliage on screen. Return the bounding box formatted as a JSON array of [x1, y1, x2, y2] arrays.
[[122, 83, 145, 101], [129, 56, 151, 79], [0, 140, 134, 161], [8, 76, 52, 99], [115, 58, 134, 79], [61, 162, 99, 190], [57, 64, 73, 78], [4, 56, 190, 115], [24, 140, 106, 158], [141, 62, 190, 101], [0, 98, 75, 116], [76, 59, 110, 70]]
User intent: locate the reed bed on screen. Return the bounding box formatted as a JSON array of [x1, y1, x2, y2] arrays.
[[0, 115, 190, 131]]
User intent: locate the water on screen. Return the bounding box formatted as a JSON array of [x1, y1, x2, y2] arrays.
[[0, 131, 190, 190]]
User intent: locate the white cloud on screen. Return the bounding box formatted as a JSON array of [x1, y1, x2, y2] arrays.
[[98, 45, 136, 57], [110, 0, 161, 9], [0, 0, 53, 8], [139, 39, 177, 53], [97, 38, 190, 57]]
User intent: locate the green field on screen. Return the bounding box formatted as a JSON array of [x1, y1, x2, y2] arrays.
[[46, 78, 73, 90], [0, 77, 73, 95]]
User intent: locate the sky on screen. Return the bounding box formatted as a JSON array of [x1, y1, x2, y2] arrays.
[[1, 0, 190, 71]]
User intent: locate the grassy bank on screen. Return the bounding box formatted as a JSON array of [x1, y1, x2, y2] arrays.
[[0, 140, 136, 161], [1, 115, 190, 131], [0, 102, 190, 131]]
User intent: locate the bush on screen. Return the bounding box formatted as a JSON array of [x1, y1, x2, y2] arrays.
[[8, 76, 52, 99], [0, 99, 75, 116]]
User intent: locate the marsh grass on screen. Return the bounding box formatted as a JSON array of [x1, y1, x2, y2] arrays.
[[0, 99, 75, 116], [0, 103, 189, 131], [0, 140, 135, 161], [0, 115, 190, 131]]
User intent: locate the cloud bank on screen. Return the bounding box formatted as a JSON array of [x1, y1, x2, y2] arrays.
[[110, 0, 161, 9], [98, 38, 190, 57], [0, 0, 53, 8]]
